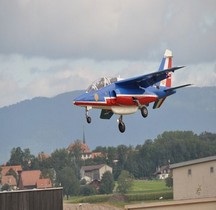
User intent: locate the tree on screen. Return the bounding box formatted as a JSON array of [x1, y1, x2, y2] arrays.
[[8, 147, 24, 166], [22, 148, 35, 170], [80, 185, 96, 196], [7, 147, 36, 170], [6, 169, 18, 184], [50, 149, 70, 172], [114, 145, 129, 179], [41, 168, 56, 186], [165, 174, 173, 188], [1, 183, 10, 191], [57, 167, 80, 199], [99, 171, 114, 194], [117, 170, 133, 194], [106, 146, 117, 166]]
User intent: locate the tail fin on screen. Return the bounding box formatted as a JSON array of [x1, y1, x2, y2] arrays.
[[158, 49, 173, 87], [153, 49, 172, 109]]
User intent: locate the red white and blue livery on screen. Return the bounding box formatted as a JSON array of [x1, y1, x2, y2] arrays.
[[74, 49, 191, 133]]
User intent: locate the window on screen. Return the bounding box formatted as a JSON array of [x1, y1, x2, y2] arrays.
[[210, 167, 214, 173], [188, 169, 192, 175], [86, 77, 117, 92]]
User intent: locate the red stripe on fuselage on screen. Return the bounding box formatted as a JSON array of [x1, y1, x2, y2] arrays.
[[116, 95, 157, 105], [74, 95, 158, 107]]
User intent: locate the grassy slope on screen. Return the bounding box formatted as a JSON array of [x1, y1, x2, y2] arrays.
[[65, 180, 172, 205], [128, 180, 170, 194]]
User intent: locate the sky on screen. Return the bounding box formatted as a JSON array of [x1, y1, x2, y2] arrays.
[[0, 0, 215, 108]]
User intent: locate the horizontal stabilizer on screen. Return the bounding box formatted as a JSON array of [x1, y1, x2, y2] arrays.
[[164, 84, 192, 93], [154, 84, 191, 109], [100, 109, 114, 119]]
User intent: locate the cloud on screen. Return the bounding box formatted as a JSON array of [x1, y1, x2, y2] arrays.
[[0, 0, 215, 62], [0, 53, 215, 108], [0, 0, 215, 107]]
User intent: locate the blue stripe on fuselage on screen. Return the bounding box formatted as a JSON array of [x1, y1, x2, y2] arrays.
[[74, 83, 176, 104]]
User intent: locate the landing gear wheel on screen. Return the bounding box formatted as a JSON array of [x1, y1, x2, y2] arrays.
[[86, 116, 91, 124], [141, 106, 148, 118], [85, 106, 92, 124], [118, 121, 126, 133]]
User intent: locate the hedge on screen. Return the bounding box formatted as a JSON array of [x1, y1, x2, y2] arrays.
[[71, 191, 173, 203], [127, 191, 173, 202]]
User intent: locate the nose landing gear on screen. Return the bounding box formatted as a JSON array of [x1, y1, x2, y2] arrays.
[[86, 116, 91, 124], [85, 107, 92, 124]]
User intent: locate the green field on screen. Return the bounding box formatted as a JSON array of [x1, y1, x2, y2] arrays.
[[128, 180, 170, 194], [66, 180, 172, 206]]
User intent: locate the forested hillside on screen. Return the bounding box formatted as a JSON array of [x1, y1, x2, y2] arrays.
[[5, 131, 216, 182], [1, 87, 216, 163]]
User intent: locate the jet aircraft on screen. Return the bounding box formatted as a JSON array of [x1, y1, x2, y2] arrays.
[[73, 50, 191, 133]]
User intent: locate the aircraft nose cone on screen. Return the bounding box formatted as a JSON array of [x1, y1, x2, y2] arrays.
[[73, 93, 88, 106], [73, 96, 81, 105]]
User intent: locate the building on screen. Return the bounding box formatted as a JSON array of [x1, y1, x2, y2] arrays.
[[18, 170, 42, 190], [67, 140, 103, 160], [1, 175, 17, 189], [80, 164, 112, 183], [36, 178, 52, 189], [1, 165, 22, 176], [18, 170, 52, 190], [89, 179, 101, 192], [170, 155, 216, 200], [38, 152, 50, 161], [0, 165, 22, 190], [154, 164, 170, 179]]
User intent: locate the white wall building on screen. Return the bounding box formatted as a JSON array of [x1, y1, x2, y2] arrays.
[[170, 156, 216, 200]]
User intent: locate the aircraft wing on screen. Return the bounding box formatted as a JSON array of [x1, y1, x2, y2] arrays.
[[100, 109, 114, 119], [115, 66, 184, 88]]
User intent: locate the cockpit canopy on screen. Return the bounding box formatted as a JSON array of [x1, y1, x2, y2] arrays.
[[86, 77, 121, 93]]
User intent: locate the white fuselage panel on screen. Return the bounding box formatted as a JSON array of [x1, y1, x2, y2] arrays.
[[111, 106, 138, 115]]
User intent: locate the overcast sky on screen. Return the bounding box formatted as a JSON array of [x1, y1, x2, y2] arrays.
[[0, 0, 215, 107]]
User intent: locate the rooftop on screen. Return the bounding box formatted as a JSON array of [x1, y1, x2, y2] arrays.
[[81, 164, 106, 171], [1, 175, 17, 186], [36, 178, 52, 189], [170, 155, 216, 169], [0, 165, 22, 176], [20, 170, 41, 186]]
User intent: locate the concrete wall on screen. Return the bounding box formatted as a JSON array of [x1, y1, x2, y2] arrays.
[[172, 160, 216, 200], [125, 197, 216, 210], [99, 165, 112, 180]]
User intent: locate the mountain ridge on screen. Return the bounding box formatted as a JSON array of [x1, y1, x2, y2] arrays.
[[1, 87, 216, 163]]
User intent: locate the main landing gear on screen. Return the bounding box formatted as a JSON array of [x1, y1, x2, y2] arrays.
[[117, 115, 125, 133], [132, 97, 148, 118], [116, 97, 149, 133], [84, 103, 148, 133], [116, 105, 148, 133], [140, 106, 148, 118]]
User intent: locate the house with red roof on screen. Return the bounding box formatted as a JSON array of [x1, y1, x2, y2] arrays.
[[18, 170, 41, 190], [36, 178, 52, 189], [18, 170, 52, 190], [67, 140, 104, 160], [0, 165, 22, 190], [1, 165, 22, 176], [1, 175, 17, 189]]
